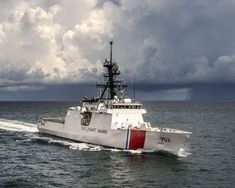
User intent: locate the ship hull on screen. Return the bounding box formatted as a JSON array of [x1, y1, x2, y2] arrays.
[[38, 121, 190, 155]]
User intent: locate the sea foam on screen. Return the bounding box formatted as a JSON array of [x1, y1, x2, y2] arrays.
[[0, 118, 38, 133]]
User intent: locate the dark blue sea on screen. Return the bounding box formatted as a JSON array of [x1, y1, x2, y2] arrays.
[[0, 101, 234, 187]]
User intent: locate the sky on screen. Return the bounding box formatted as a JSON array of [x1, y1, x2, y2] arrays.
[[0, 0, 235, 101]]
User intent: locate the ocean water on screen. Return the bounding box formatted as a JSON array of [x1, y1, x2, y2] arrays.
[[0, 101, 234, 187]]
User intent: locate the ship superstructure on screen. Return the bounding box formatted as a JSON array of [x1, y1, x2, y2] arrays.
[[38, 41, 191, 155]]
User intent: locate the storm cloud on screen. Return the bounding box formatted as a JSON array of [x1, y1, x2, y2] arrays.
[[0, 0, 235, 100]]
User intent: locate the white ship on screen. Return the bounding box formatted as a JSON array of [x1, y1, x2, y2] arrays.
[[38, 41, 191, 155]]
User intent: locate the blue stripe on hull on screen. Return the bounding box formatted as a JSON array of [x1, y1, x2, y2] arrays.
[[125, 128, 130, 150]]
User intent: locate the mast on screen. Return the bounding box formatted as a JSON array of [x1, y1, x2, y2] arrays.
[[108, 41, 116, 99], [97, 41, 127, 99], [110, 41, 113, 65]]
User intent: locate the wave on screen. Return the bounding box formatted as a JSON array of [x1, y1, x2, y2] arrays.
[[0, 118, 38, 133], [29, 136, 149, 154], [177, 147, 192, 157], [125, 148, 192, 157], [29, 136, 104, 151]]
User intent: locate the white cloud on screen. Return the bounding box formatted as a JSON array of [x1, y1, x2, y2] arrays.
[[1, 0, 235, 87], [0, 0, 111, 84]]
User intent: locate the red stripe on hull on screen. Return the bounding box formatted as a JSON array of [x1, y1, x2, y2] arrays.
[[129, 129, 146, 150]]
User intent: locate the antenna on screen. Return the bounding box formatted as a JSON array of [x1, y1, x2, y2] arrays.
[[133, 73, 136, 100], [110, 41, 113, 64]]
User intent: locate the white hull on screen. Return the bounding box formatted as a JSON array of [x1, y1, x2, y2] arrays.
[[38, 109, 191, 155]]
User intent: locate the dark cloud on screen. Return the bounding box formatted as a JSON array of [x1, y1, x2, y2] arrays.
[[0, 83, 94, 101], [109, 0, 235, 84], [190, 83, 235, 101], [0, 82, 234, 101]]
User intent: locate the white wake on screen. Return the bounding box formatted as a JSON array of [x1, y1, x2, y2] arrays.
[[0, 118, 38, 132], [30, 136, 104, 152], [177, 147, 192, 157]]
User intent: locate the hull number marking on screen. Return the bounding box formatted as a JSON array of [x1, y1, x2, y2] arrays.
[[160, 137, 171, 142]]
